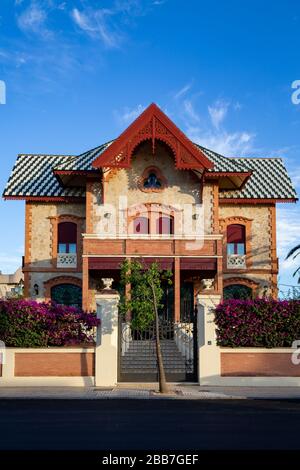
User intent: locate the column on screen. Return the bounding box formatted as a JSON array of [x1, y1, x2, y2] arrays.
[[196, 293, 221, 385], [95, 280, 120, 387], [174, 257, 180, 322]]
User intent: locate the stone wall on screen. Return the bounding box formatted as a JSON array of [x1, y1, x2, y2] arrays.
[[219, 203, 275, 293], [91, 141, 214, 235]]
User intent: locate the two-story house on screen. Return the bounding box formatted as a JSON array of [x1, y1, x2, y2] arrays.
[[2, 104, 297, 381], [3, 103, 297, 308]]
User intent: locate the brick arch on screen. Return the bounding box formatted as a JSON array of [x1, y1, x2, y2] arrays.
[[137, 165, 168, 193], [223, 277, 260, 296], [127, 202, 181, 235], [44, 276, 82, 301], [49, 214, 85, 270], [219, 216, 253, 270]]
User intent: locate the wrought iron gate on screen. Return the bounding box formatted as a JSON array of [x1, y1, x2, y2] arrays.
[[118, 282, 198, 382]]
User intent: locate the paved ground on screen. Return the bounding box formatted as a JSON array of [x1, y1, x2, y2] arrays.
[[0, 384, 300, 399], [1, 398, 300, 450]]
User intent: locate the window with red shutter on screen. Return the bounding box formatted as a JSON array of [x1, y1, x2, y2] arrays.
[[227, 224, 245, 255], [133, 216, 149, 234], [58, 222, 77, 254], [157, 215, 174, 235]]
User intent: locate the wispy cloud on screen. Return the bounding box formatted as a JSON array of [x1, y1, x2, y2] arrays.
[[208, 100, 230, 129], [174, 82, 192, 100], [114, 104, 146, 126], [17, 1, 49, 37], [70, 1, 148, 49], [71, 7, 122, 49]]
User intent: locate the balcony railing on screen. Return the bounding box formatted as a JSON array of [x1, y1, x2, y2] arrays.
[[57, 253, 77, 268], [227, 254, 246, 269]]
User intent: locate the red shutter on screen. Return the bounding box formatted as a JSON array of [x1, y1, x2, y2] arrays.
[[227, 224, 245, 243], [58, 222, 77, 243]]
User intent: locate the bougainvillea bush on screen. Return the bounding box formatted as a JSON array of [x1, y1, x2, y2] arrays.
[[0, 299, 99, 347], [215, 299, 300, 348]]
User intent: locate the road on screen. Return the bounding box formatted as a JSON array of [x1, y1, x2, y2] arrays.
[[0, 399, 300, 450]]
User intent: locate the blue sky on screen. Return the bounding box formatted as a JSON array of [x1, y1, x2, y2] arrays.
[[0, 0, 300, 295]]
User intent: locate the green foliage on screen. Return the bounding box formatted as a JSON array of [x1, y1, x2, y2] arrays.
[[119, 259, 172, 330]]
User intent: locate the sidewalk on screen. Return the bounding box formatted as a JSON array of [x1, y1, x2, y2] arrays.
[[0, 384, 300, 399]]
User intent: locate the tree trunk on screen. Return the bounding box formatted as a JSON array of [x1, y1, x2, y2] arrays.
[[151, 282, 169, 394]]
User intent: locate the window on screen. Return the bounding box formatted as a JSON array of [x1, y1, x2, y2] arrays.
[[223, 284, 252, 300], [227, 224, 245, 255], [143, 172, 162, 189], [58, 222, 77, 254], [157, 215, 174, 235], [133, 216, 149, 234], [51, 284, 82, 307]]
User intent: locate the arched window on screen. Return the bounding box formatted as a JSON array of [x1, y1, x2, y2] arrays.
[[223, 284, 253, 300], [58, 222, 77, 254], [133, 216, 149, 234], [51, 284, 82, 307], [157, 215, 174, 235], [227, 224, 245, 255], [143, 172, 162, 189]]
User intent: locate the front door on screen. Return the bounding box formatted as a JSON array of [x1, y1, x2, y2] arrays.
[[118, 280, 198, 382]]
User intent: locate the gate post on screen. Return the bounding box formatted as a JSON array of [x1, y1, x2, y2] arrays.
[[196, 294, 221, 385], [95, 280, 120, 387]]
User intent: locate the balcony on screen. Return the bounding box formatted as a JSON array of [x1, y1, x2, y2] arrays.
[[57, 253, 77, 268], [227, 254, 246, 269], [83, 234, 223, 258]]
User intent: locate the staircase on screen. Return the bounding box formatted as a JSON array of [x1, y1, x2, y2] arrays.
[[119, 339, 191, 382]]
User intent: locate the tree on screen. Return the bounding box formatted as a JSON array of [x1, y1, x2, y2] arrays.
[[119, 259, 172, 394], [286, 244, 300, 283]]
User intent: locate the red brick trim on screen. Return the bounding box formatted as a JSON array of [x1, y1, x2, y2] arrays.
[[223, 276, 260, 296], [44, 276, 82, 301], [137, 166, 167, 193], [49, 214, 85, 270], [219, 216, 253, 272]]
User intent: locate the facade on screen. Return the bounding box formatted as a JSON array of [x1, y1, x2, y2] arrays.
[[3, 104, 297, 310], [2, 103, 298, 384]]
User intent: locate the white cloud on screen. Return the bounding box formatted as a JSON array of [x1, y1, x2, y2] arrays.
[[71, 6, 123, 48], [190, 129, 255, 156], [114, 104, 145, 126], [17, 2, 48, 36], [174, 83, 192, 100], [208, 100, 230, 129], [183, 100, 200, 124]]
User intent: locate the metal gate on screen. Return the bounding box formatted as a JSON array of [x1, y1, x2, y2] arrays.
[[118, 282, 198, 382]]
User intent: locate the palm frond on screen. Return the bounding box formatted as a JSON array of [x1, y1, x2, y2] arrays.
[[286, 244, 300, 260]]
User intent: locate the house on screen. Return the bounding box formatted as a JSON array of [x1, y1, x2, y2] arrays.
[[0, 267, 24, 299], [2, 103, 297, 382]]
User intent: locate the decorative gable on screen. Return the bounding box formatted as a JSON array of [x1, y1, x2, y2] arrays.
[[91, 103, 214, 170]]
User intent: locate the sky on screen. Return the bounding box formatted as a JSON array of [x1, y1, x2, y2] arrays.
[[0, 0, 300, 296]]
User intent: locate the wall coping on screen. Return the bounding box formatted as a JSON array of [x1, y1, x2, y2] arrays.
[[7, 347, 95, 353], [220, 348, 295, 353], [83, 233, 223, 240]]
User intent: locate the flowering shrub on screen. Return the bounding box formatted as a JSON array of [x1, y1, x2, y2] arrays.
[[0, 299, 99, 347], [215, 298, 300, 348]]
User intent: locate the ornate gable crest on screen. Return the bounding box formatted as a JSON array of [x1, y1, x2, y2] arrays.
[[92, 103, 214, 170]]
